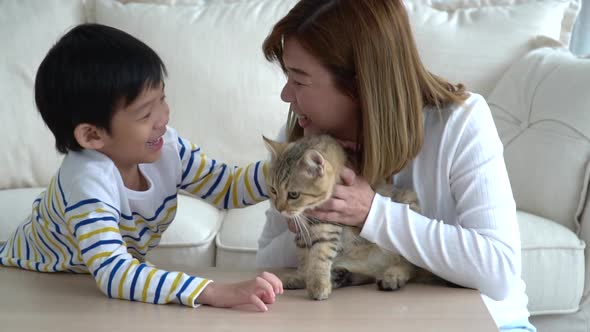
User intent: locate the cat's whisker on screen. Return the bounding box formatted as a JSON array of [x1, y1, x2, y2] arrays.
[[295, 215, 312, 247]]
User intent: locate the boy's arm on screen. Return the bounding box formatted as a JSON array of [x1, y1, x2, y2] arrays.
[[65, 198, 212, 307], [176, 136, 269, 209]]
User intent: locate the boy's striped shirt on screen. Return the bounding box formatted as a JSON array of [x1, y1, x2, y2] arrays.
[[0, 127, 268, 307]]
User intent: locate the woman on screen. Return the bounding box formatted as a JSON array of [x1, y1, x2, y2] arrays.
[[255, 0, 534, 331]]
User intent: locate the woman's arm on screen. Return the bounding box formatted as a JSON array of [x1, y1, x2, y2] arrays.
[[256, 208, 298, 268], [308, 97, 521, 301]]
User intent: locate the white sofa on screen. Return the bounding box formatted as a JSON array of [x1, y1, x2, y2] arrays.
[[1, 0, 589, 331]]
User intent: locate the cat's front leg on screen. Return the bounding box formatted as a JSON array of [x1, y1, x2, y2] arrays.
[[280, 271, 307, 289], [279, 247, 307, 289], [306, 233, 341, 300], [306, 255, 333, 300]]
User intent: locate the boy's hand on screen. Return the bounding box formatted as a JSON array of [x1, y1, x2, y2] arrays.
[[197, 271, 283, 312]]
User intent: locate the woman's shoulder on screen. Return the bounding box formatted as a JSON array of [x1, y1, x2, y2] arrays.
[[423, 92, 500, 150], [434, 92, 495, 131]]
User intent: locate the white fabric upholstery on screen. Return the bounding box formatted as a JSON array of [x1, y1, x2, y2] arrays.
[[406, 0, 574, 96], [146, 194, 224, 270], [93, 0, 292, 167], [215, 201, 270, 268], [0, 0, 85, 189], [488, 45, 590, 317], [518, 211, 585, 315], [408, 0, 580, 46], [0, 188, 45, 243], [488, 47, 590, 233]]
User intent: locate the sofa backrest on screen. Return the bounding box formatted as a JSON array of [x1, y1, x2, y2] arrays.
[[0, 0, 580, 210]]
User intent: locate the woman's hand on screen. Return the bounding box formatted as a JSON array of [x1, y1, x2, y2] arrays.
[[305, 167, 375, 227]]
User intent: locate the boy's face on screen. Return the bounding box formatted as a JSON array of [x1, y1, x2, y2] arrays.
[[98, 82, 169, 172]]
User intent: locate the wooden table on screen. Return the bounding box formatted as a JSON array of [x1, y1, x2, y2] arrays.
[[0, 267, 498, 331]]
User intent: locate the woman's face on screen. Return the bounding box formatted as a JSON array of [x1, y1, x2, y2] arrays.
[[280, 37, 359, 141]]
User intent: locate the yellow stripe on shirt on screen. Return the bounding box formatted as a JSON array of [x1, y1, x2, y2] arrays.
[[189, 151, 208, 185], [213, 172, 233, 206], [243, 164, 257, 203], [87, 251, 113, 268], [188, 279, 211, 306], [231, 167, 244, 208], [119, 259, 140, 298], [165, 273, 184, 303], [142, 268, 158, 302], [77, 227, 121, 242]]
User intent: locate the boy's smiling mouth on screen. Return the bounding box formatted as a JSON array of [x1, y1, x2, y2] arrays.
[[147, 136, 164, 150]]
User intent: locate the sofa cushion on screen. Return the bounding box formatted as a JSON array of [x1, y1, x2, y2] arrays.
[[0, 188, 46, 245], [406, 0, 575, 97], [518, 210, 585, 315], [146, 193, 223, 270], [0, 0, 87, 190], [215, 201, 270, 268], [408, 0, 580, 46], [488, 46, 590, 233]]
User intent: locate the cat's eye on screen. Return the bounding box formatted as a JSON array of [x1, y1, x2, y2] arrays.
[[287, 191, 300, 200], [270, 187, 277, 195]]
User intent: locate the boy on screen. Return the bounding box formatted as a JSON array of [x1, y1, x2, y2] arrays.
[[0, 24, 282, 312]]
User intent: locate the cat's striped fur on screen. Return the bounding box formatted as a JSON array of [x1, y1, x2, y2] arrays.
[[263, 134, 436, 300]]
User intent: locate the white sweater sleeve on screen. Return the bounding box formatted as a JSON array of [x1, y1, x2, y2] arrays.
[[256, 208, 298, 268], [360, 97, 521, 301]]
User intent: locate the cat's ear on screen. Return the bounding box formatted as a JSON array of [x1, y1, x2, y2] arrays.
[[300, 149, 325, 178], [262, 136, 286, 158]]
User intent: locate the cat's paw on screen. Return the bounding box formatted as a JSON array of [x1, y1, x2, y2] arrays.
[[331, 267, 352, 288], [307, 277, 332, 300], [280, 272, 306, 289], [377, 266, 411, 291]]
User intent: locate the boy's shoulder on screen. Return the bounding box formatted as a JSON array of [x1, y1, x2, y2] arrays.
[[58, 149, 121, 192]]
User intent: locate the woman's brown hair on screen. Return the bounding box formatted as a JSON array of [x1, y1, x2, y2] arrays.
[[263, 0, 467, 185]]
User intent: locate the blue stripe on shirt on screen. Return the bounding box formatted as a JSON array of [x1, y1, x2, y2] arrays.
[[35, 227, 60, 272], [65, 198, 120, 218], [154, 271, 170, 304], [73, 216, 118, 236], [254, 162, 268, 198], [107, 259, 125, 298], [176, 276, 196, 304], [178, 137, 186, 160], [93, 254, 121, 277], [130, 263, 148, 301], [43, 199, 62, 235], [57, 171, 68, 206], [181, 149, 196, 182], [121, 226, 151, 242], [49, 231, 85, 268], [22, 221, 32, 260], [121, 194, 176, 222], [80, 239, 124, 255], [201, 164, 227, 200]]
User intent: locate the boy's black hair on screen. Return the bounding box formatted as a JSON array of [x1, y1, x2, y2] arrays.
[[35, 23, 168, 154]]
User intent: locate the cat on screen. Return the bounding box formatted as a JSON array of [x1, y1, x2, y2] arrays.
[[263, 134, 437, 300]]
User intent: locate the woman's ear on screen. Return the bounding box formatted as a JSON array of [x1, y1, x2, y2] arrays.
[[73, 123, 106, 150]]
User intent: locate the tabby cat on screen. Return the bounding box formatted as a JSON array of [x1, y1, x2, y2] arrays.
[[263, 134, 436, 300]]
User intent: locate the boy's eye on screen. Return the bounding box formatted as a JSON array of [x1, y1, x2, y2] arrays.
[[141, 112, 152, 120], [160, 95, 166, 102], [288, 191, 300, 200]]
